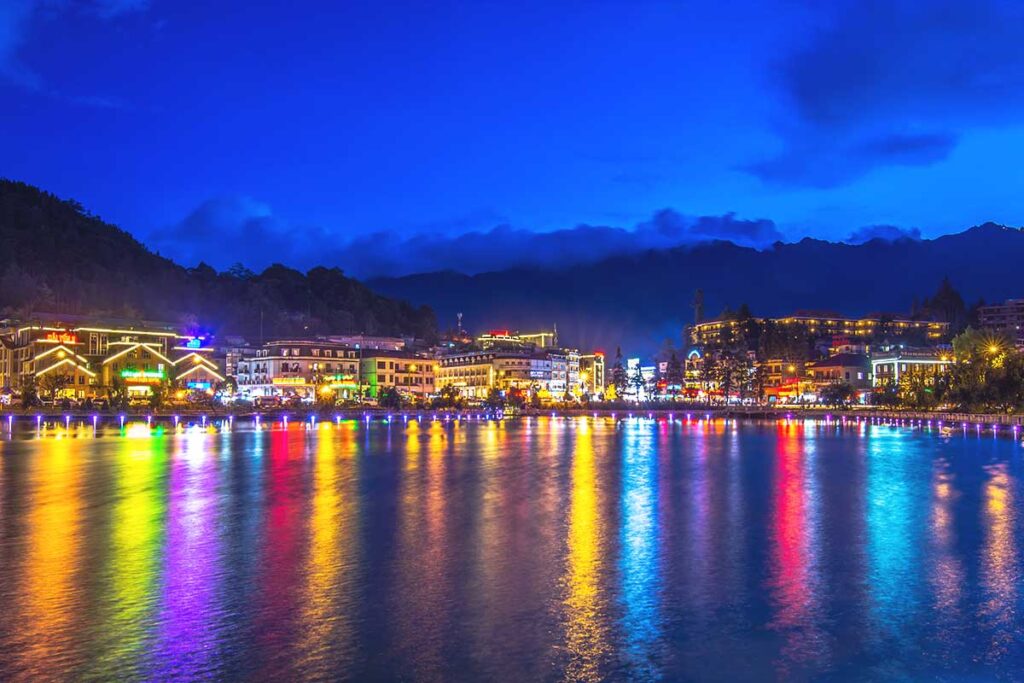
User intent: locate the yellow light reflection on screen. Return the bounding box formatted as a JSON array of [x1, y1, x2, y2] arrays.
[[929, 469, 962, 615], [89, 435, 167, 673], [299, 421, 359, 671], [16, 438, 84, 674], [563, 421, 610, 680], [982, 465, 1018, 660]]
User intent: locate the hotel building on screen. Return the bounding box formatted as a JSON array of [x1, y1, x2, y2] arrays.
[[0, 319, 224, 400], [359, 351, 435, 400], [235, 339, 362, 400], [870, 348, 952, 387], [979, 299, 1024, 342], [691, 313, 949, 348]]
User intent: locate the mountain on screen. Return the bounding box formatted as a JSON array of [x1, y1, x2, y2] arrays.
[[0, 180, 436, 340], [369, 224, 1024, 354]]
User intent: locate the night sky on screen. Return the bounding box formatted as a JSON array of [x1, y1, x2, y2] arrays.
[[4, 1, 1024, 276]]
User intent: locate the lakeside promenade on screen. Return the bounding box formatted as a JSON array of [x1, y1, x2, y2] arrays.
[[3, 405, 1024, 430]]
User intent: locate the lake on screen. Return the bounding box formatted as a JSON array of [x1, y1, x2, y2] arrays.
[[0, 416, 1021, 680]]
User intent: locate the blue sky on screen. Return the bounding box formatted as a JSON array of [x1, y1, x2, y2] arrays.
[[3, 0, 1024, 276]]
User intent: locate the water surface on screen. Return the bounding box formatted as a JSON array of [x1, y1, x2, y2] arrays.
[[0, 417, 1022, 680]]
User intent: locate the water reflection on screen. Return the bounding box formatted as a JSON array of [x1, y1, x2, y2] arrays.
[[981, 464, 1018, 660], [151, 430, 224, 678], [88, 434, 167, 677], [15, 437, 85, 677], [619, 422, 662, 678], [562, 420, 611, 681], [299, 422, 360, 672], [0, 419, 1022, 679], [866, 428, 926, 644], [767, 422, 825, 671]]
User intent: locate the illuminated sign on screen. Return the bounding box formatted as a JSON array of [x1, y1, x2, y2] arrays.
[[121, 369, 165, 381], [187, 381, 211, 390], [185, 337, 203, 349], [44, 331, 78, 344], [272, 377, 307, 385]]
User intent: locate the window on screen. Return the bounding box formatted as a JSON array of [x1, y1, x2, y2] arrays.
[[378, 361, 386, 370], [312, 349, 320, 357]]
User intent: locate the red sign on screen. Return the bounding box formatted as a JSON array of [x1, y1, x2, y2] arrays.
[[44, 331, 77, 344]]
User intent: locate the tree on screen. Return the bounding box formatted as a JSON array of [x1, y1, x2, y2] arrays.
[[819, 381, 855, 408], [629, 364, 646, 401], [665, 352, 683, 399], [38, 372, 72, 403], [149, 379, 168, 409], [433, 384, 462, 409], [108, 375, 129, 410], [20, 375, 38, 409], [920, 276, 968, 334], [378, 386, 403, 410], [712, 349, 751, 403], [871, 378, 900, 407], [484, 388, 506, 410], [610, 347, 628, 396]]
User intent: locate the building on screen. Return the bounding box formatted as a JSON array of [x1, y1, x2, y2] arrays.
[[578, 352, 605, 397], [359, 351, 435, 400], [236, 339, 362, 400], [691, 313, 949, 349], [324, 334, 407, 351], [0, 319, 224, 401], [549, 351, 568, 397], [805, 353, 871, 392], [757, 357, 808, 402], [476, 329, 557, 350], [170, 336, 226, 392], [435, 350, 499, 400], [870, 348, 952, 387], [979, 299, 1024, 342]]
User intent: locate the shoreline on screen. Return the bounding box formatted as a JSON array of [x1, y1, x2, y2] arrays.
[[3, 405, 1023, 428]]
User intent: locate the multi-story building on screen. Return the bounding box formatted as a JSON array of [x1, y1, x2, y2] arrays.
[[691, 313, 949, 349], [870, 348, 952, 387], [805, 353, 871, 391], [359, 351, 435, 400], [324, 334, 407, 351], [476, 329, 557, 350], [435, 349, 553, 399], [578, 352, 605, 397], [549, 351, 568, 397], [979, 299, 1024, 342], [435, 350, 501, 400], [236, 340, 362, 400], [0, 319, 224, 401]]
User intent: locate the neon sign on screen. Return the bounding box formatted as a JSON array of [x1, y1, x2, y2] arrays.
[[121, 369, 165, 381], [272, 377, 306, 385], [187, 381, 211, 390], [185, 337, 204, 349], [44, 331, 77, 344]]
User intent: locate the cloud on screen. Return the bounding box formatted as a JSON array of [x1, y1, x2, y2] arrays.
[[147, 196, 335, 271], [0, 0, 147, 102], [747, 0, 1024, 187], [147, 199, 783, 278], [844, 224, 922, 244], [746, 132, 957, 188]]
